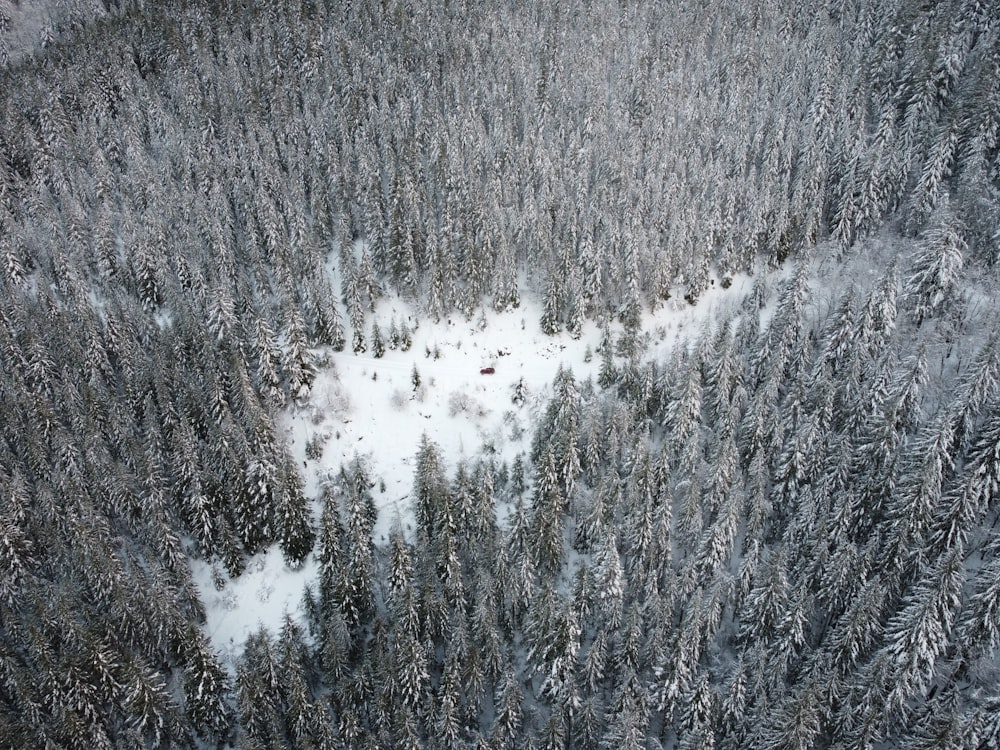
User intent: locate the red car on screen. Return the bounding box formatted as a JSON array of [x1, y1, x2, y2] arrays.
[[480, 367, 495, 375]]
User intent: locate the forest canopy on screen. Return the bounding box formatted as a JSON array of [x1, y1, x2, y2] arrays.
[[0, 0, 998, 748]]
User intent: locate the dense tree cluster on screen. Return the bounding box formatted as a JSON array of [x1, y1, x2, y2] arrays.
[[238, 261, 1000, 749], [3, 0, 998, 325], [0, 0, 997, 747]]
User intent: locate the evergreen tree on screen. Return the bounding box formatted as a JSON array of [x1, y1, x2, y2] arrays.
[[414, 435, 450, 544], [899, 689, 965, 750], [597, 328, 618, 389], [884, 415, 954, 574], [345, 262, 368, 353], [882, 547, 965, 712], [340, 464, 377, 632], [826, 573, 889, 673], [276, 455, 314, 568], [739, 546, 791, 646], [760, 675, 825, 750], [123, 658, 179, 748], [371, 321, 385, 358], [489, 666, 524, 750], [238, 456, 277, 554], [678, 670, 718, 750], [492, 242, 520, 313], [182, 630, 231, 741], [947, 336, 1000, 455], [592, 533, 625, 631], [434, 648, 465, 750], [719, 656, 749, 746], [311, 285, 347, 351], [0, 476, 33, 605], [236, 630, 285, 749], [471, 572, 504, 683], [955, 550, 1000, 669], [282, 307, 316, 402], [903, 198, 966, 325], [540, 272, 564, 335], [932, 400, 1000, 554], [253, 316, 285, 406], [530, 445, 566, 575], [600, 668, 648, 750]]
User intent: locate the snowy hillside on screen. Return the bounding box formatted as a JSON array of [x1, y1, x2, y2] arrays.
[[2, 0, 998, 748]]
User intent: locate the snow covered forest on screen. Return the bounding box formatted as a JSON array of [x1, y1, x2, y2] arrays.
[[1, 0, 999, 747]]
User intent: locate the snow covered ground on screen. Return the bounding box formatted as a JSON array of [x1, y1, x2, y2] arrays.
[[191, 272, 762, 665]]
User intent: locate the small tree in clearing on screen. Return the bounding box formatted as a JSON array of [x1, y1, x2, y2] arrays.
[[371, 322, 386, 358]]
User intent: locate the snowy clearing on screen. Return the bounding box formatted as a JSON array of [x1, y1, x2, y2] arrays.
[[192, 273, 760, 662]]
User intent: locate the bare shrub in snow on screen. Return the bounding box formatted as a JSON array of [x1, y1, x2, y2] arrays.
[[305, 433, 327, 460], [448, 390, 470, 416], [211, 564, 226, 591], [504, 410, 525, 441], [390, 389, 410, 411], [478, 423, 504, 454], [448, 390, 489, 418], [314, 379, 352, 419]]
